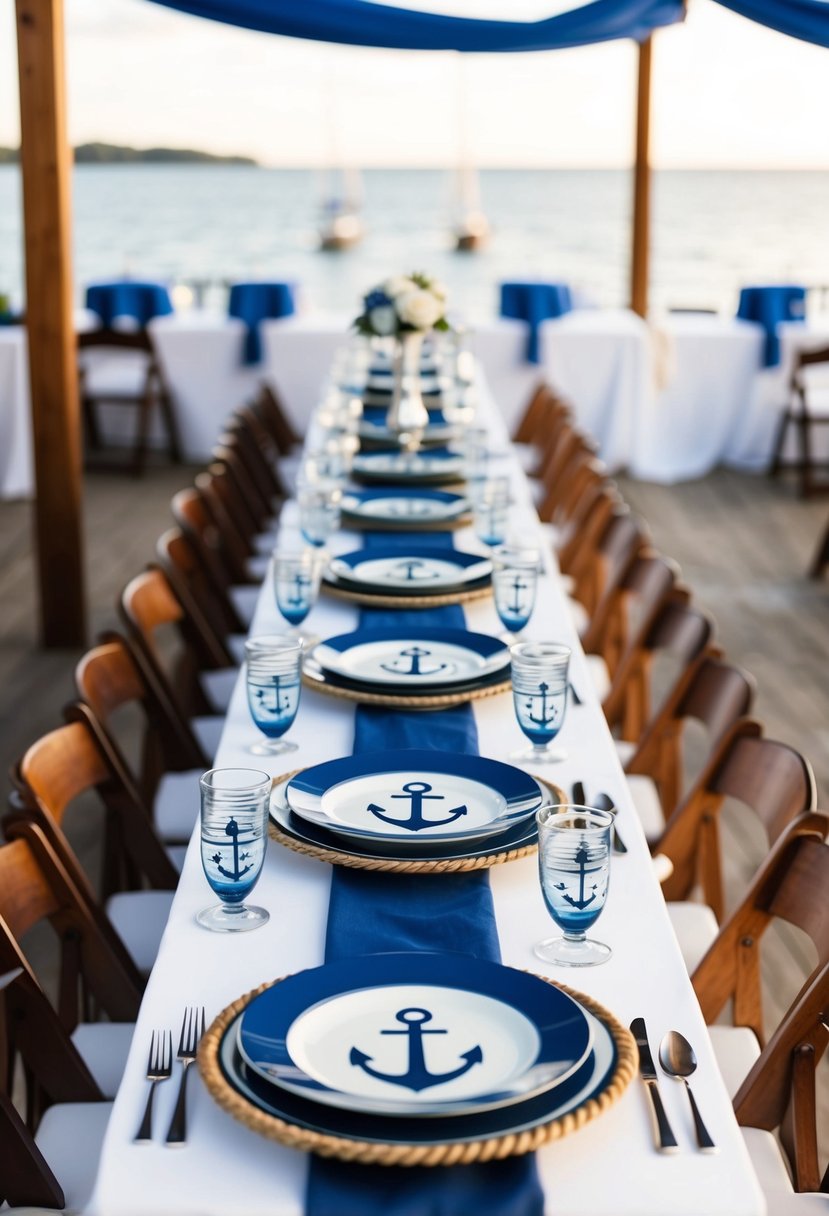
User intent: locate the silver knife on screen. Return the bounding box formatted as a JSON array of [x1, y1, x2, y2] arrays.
[[630, 1018, 679, 1153]]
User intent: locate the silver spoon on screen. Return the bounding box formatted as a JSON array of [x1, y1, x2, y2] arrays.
[[659, 1031, 718, 1153]]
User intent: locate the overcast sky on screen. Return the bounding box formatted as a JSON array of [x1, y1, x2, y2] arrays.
[[2, 0, 829, 168]]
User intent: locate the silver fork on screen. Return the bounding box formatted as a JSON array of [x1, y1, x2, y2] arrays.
[[165, 1006, 206, 1146], [134, 1029, 173, 1142]]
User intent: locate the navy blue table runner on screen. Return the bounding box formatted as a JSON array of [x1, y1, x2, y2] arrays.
[[306, 528, 543, 1216]]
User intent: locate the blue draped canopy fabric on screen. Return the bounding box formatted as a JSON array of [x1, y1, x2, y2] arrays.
[[714, 0, 829, 51], [148, 0, 684, 51]]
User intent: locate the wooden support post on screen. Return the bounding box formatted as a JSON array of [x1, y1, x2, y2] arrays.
[[16, 0, 86, 646], [630, 35, 652, 319]]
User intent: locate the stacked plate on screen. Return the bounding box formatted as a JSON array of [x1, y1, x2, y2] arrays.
[[304, 626, 509, 700], [340, 488, 471, 531], [359, 405, 455, 446], [324, 545, 491, 603], [351, 448, 465, 486], [217, 951, 619, 1149], [271, 749, 544, 860]]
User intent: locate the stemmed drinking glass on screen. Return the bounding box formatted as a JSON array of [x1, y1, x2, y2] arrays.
[[198, 768, 272, 933], [535, 804, 613, 967], [510, 641, 571, 763], [492, 544, 540, 640], [298, 483, 342, 547], [245, 635, 303, 755], [272, 548, 325, 642], [472, 477, 511, 548]]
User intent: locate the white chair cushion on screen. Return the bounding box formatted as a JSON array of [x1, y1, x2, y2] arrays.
[[229, 633, 248, 664], [741, 1127, 795, 1197], [246, 553, 271, 581], [165, 843, 189, 872], [80, 350, 149, 396], [153, 769, 201, 842], [199, 666, 239, 714], [70, 1022, 134, 1099], [614, 738, 637, 767], [516, 443, 539, 476], [651, 853, 674, 884], [708, 1025, 762, 1099], [626, 773, 666, 843], [230, 584, 259, 627], [585, 653, 611, 701], [567, 596, 590, 638], [536, 521, 560, 548], [105, 890, 174, 974], [35, 1101, 113, 1212], [666, 901, 720, 974], [192, 715, 223, 761]]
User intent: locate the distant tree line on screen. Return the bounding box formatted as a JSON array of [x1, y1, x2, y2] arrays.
[[0, 142, 257, 165]]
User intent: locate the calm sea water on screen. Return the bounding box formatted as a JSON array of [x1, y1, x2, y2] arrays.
[[1, 167, 829, 320]]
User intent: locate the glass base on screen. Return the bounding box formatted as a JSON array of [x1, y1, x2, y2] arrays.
[[510, 743, 567, 764], [534, 935, 611, 967], [249, 738, 298, 756], [197, 903, 269, 933]]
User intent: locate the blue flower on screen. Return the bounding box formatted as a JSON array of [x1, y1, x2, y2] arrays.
[[364, 289, 392, 310]]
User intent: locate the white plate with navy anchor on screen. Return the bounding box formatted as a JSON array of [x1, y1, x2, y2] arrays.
[[284, 750, 544, 847], [235, 952, 594, 1118], [329, 547, 491, 592], [312, 627, 509, 689], [341, 489, 469, 526], [352, 449, 464, 480]]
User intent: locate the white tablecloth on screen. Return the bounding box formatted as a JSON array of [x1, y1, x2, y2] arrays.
[[88, 372, 764, 1216]]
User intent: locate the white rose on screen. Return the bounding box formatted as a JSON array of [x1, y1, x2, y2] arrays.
[[396, 289, 444, 331], [383, 275, 417, 300], [369, 305, 397, 336], [429, 278, 448, 302]]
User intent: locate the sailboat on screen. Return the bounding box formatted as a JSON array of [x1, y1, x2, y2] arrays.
[[453, 164, 489, 252], [319, 165, 364, 252]]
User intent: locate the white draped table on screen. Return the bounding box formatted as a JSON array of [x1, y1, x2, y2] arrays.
[[88, 370, 764, 1216]]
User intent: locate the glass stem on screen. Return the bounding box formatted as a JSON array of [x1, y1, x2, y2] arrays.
[[562, 930, 586, 943]]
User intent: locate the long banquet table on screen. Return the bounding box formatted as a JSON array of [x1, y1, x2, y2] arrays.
[[89, 369, 764, 1216]]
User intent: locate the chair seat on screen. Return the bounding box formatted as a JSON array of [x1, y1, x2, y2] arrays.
[[70, 1022, 135, 1099], [567, 596, 590, 638], [666, 900, 719, 974], [708, 1025, 762, 1099], [153, 769, 201, 842], [614, 738, 637, 766], [626, 773, 666, 843], [199, 666, 239, 714], [739, 1127, 821, 1210], [192, 715, 223, 761], [35, 1100, 113, 1211], [105, 890, 174, 974], [797, 392, 829, 418], [230, 584, 259, 627], [80, 350, 150, 398], [246, 553, 271, 582], [585, 653, 611, 701], [516, 443, 539, 477]]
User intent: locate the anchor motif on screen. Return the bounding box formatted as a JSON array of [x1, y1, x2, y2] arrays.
[[210, 817, 255, 882], [555, 843, 606, 910], [254, 674, 292, 718], [367, 780, 468, 832], [286, 571, 311, 609], [350, 1007, 483, 1092], [379, 645, 448, 677], [507, 573, 529, 616], [525, 681, 560, 731], [388, 559, 436, 583]]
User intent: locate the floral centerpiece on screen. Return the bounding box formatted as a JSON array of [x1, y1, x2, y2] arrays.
[[354, 273, 450, 337]]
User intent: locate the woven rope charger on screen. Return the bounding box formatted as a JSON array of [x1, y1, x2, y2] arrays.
[[268, 770, 566, 875], [321, 578, 492, 610], [199, 976, 636, 1167], [302, 669, 511, 709]]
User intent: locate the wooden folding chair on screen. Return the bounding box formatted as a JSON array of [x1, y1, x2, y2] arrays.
[[660, 720, 817, 924], [253, 380, 302, 455], [156, 525, 246, 661], [769, 343, 829, 498], [118, 567, 224, 763], [171, 487, 252, 635], [571, 508, 648, 645]]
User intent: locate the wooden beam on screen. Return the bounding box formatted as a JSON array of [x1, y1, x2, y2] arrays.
[[16, 0, 86, 646], [630, 35, 652, 319]]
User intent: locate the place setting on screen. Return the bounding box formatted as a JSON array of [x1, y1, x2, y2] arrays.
[[301, 624, 512, 707], [321, 543, 493, 607], [351, 446, 467, 486], [339, 487, 472, 532]]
